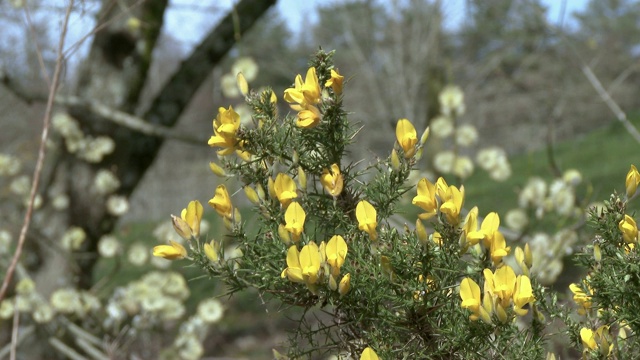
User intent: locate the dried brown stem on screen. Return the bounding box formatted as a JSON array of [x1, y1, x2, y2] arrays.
[[0, 0, 74, 303]]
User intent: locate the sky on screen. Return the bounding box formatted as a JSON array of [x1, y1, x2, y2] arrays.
[[167, 0, 590, 47]]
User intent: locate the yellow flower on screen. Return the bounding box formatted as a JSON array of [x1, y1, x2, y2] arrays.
[[320, 164, 344, 197], [412, 178, 438, 220], [437, 178, 464, 225], [489, 231, 510, 266], [274, 173, 298, 207], [180, 200, 203, 238], [326, 235, 348, 275], [356, 200, 378, 241], [360, 347, 379, 360], [299, 241, 321, 285], [284, 202, 306, 242], [513, 275, 535, 316], [207, 106, 241, 155], [459, 277, 491, 324], [339, 273, 351, 296], [626, 165, 640, 198], [460, 277, 481, 319], [468, 211, 500, 248], [486, 265, 516, 309], [395, 118, 418, 158], [580, 327, 597, 351], [619, 214, 638, 244], [208, 185, 233, 219], [284, 67, 321, 109], [569, 282, 592, 315], [281, 245, 304, 283], [325, 69, 344, 95], [462, 206, 482, 247], [153, 241, 187, 260], [594, 325, 612, 357], [296, 105, 321, 128]]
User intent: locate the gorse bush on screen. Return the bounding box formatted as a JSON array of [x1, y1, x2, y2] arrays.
[[153, 50, 639, 359]]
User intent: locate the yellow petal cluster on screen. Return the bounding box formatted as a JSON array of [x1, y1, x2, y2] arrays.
[[460, 265, 535, 323], [207, 106, 241, 155], [281, 242, 321, 286], [325, 69, 344, 95], [320, 164, 344, 197], [467, 212, 510, 265], [153, 240, 187, 260], [569, 281, 593, 315], [580, 326, 612, 356], [284, 202, 306, 242], [395, 118, 418, 158], [459, 277, 492, 324], [284, 67, 322, 128], [179, 200, 203, 239], [412, 178, 438, 220], [325, 235, 348, 276], [618, 214, 638, 244], [208, 184, 233, 219], [274, 173, 298, 207], [356, 200, 378, 241], [436, 177, 465, 225]]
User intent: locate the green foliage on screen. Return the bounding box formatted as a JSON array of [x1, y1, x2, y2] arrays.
[[196, 50, 556, 359]]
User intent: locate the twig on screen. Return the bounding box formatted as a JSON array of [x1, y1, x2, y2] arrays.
[[23, 5, 51, 86], [10, 297, 20, 360], [49, 338, 88, 360], [581, 65, 640, 143], [0, 76, 208, 145], [0, 0, 74, 303], [550, 23, 640, 144], [55, 95, 208, 144], [0, 326, 33, 359]]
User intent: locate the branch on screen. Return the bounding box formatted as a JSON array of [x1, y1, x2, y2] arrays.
[[0, 75, 207, 145], [117, 0, 276, 193], [0, 0, 73, 304], [581, 65, 640, 143]]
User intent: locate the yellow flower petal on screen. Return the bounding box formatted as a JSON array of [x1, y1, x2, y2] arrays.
[[395, 118, 418, 158], [356, 200, 378, 241], [153, 240, 187, 260]]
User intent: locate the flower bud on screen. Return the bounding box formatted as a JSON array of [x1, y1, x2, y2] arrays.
[[244, 186, 260, 205], [278, 224, 291, 245], [204, 240, 218, 262], [329, 274, 338, 291], [237, 72, 249, 96], [209, 162, 226, 177], [416, 219, 428, 244], [298, 166, 307, 191], [171, 214, 192, 241], [390, 149, 400, 171], [420, 127, 430, 146], [339, 273, 351, 296]]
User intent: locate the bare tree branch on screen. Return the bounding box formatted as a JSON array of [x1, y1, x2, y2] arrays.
[[0, 0, 73, 306], [0, 75, 207, 144], [581, 65, 640, 143]]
